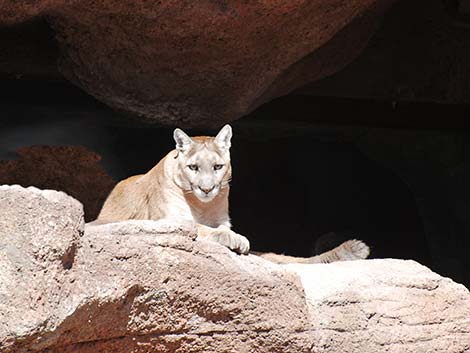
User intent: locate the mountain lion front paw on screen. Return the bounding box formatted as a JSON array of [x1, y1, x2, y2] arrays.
[[205, 227, 250, 255]]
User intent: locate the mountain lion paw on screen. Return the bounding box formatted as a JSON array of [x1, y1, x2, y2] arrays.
[[206, 228, 250, 255]]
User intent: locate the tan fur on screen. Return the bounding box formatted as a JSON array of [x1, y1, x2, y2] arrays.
[[253, 239, 370, 264], [96, 125, 369, 262], [98, 150, 229, 225]]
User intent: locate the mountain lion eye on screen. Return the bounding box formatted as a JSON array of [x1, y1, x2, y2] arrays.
[[188, 164, 199, 171], [214, 164, 224, 171]]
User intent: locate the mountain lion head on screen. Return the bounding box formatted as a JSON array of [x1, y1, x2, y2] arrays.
[[173, 124, 232, 203]]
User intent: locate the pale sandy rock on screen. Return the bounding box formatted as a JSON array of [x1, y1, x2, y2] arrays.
[[0, 185, 469, 352], [289, 260, 470, 353], [0, 185, 84, 347]]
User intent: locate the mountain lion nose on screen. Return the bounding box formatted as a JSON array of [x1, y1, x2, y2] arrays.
[[199, 186, 215, 194]]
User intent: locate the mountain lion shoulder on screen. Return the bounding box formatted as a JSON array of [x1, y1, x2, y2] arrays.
[[96, 125, 369, 263]]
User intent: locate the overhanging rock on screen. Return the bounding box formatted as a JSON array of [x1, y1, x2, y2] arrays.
[[0, 0, 397, 127], [0, 185, 469, 352]]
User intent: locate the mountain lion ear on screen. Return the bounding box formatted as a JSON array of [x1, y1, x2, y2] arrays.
[[214, 124, 232, 149], [173, 128, 193, 153]]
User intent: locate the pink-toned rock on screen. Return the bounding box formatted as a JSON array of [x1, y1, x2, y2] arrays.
[[0, 0, 396, 127], [0, 185, 469, 352], [0, 145, 116, 222], [0, 185, 84, 348]]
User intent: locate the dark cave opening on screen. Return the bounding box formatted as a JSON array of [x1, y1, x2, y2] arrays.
[[230, 132, 429, 264]]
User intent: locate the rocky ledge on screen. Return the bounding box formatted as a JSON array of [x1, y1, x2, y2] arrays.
[[0, 185, 469, 352]]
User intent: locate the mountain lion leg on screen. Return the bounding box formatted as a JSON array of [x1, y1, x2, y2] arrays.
[[197, 224, 250, 255], [253, 239, 370, 264]]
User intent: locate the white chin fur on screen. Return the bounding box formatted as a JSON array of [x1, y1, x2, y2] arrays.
[[193, 189, 218, 203]]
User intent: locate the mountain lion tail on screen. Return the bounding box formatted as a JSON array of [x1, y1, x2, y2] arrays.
[[254, 239, 370, 264]]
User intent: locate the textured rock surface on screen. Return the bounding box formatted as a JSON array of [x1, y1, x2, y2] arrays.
[[1, 185, 469, 352], [0, 0, 396, 127], [0, 145, 116, 221], [0, 185, 84, 347], [291, 260, 470, 352]]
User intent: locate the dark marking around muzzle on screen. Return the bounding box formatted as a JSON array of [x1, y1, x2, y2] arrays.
[[199, 185, 215, 194]]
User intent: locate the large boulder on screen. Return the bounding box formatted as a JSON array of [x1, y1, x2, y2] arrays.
[[0, 185, 84, 348], [0, 0, 396, 127], [0, 185, 469, 352]]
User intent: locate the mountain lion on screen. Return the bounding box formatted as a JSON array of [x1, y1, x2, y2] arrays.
[[96, 125, 369, 264]]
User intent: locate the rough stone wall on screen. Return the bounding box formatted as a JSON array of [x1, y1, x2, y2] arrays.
[[0, 0, 396, 126]]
